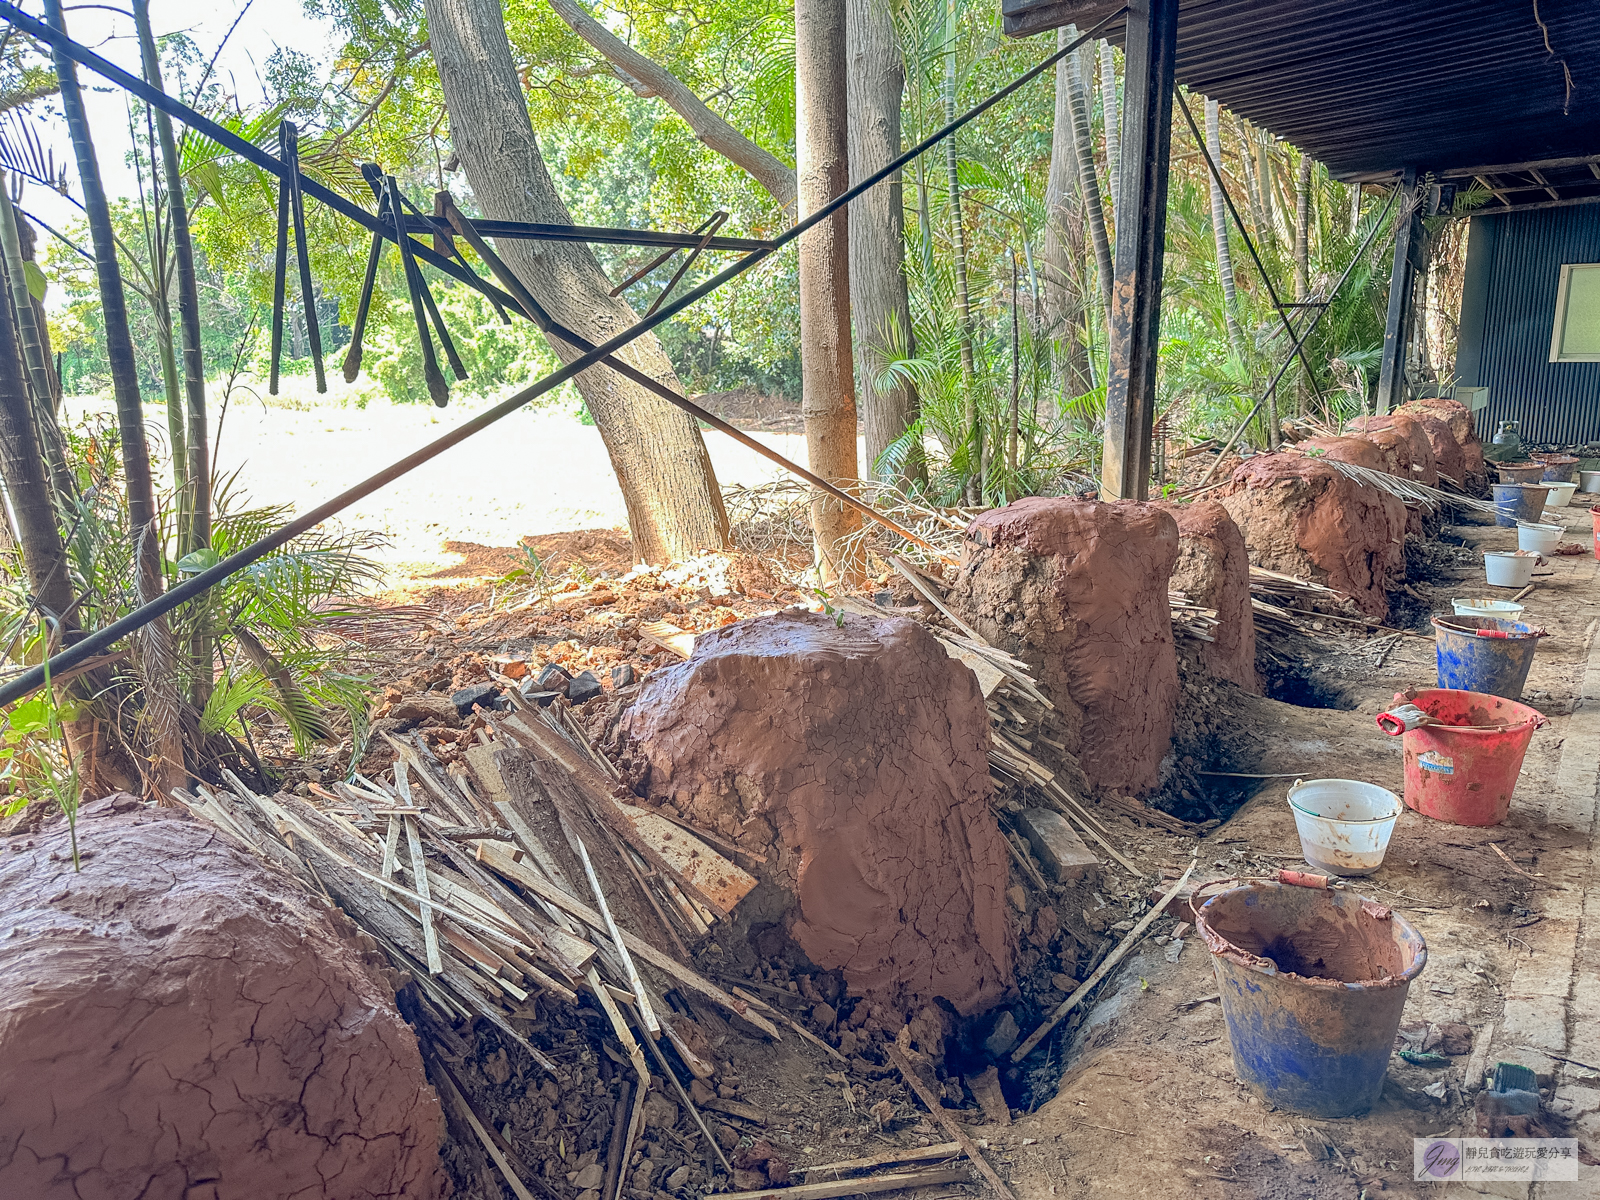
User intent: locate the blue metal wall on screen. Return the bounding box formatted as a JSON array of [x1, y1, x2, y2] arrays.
[[1456, 204, 1600, 446]]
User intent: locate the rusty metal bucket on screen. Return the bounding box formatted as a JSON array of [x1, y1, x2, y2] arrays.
[[1195, 882, 1427, 1117]]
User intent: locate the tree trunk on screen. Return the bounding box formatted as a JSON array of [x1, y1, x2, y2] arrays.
[[544, 0, 797, 217], [1205, 99, 1243, 357], [796, 0, 861, 582], [846, 0, 920, 489], [46, 0, 185, 800], [1043, 27, 1091, 406], [0, 180, 72, 500], [1294, 153, 1311, 419], [135, 0, 212, 710], [0, 235, 139, 798], [1099, 41, 1120, 229], [12, 217, 60, 409], [422, 0, 727, 565], [134, 0, 209, 558], [944, 0, 979, 500], [1294, 154, 1311, 304], [1065, 27, 1112, 317], [1232, 114, 1266, 246], [1256, 131, 1276, 245]]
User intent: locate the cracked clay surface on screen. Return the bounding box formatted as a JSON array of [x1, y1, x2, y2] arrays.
[[1221, 452, 1408, 620], [948, 497, 1180, 799], [1154, 500, 1259, 692], [621, 609, 1012, 1015], [0, 799, 444, 1200]]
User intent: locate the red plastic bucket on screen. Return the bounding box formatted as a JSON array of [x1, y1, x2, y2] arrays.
[[1396, 688, 1547, 826]]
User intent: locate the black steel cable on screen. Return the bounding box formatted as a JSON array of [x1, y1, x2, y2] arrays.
[[0, 3, 1125, 706]]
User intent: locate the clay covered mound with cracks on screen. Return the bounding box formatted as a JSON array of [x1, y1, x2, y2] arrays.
[[1346, 413, 1440, 486], [1343, 414, 1441, 536], [1222, 452, 1406, 619], [948, 497, 1179, 797], [1155, 499, 1259, 692], [1397, 397, 1482, 490], [619, 609, 1012, 1015], [0, 798, 445, 1200], [1291, 435, 1387, 471], [1401, 400, 1484, 492]]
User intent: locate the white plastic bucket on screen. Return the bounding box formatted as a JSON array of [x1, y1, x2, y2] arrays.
[[1581, 470, 1600, 494], [1543, 481, 1578, 508], [1485, 550, 1538, 588], [1452, 598, 1526, 621], [1287, 779, 1402, 877], [1516, 521, 1562, 554]]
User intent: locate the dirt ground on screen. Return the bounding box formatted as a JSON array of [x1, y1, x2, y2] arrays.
[[995, 505, 1600, 1200], [191, 428, 1600, 1200]]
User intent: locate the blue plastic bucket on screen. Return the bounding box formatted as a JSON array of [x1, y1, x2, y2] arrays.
[[1196, 882, 1427, 1117], [1433, 615, 1541, 700], [1492, 483, 1549, 527]]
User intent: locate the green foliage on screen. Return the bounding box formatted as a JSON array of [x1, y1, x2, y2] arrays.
[[0, 625, 84, 870]]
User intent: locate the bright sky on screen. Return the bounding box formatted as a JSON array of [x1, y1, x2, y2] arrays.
[[16, 0, 337, 292]]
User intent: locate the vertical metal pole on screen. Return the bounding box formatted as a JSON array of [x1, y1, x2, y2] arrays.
[[1099, 0, 1177, 501], [1376, 166, 1418, 414]]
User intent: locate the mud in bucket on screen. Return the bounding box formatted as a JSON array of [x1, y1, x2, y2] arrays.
[[1195, 882, 1426, 1118], [1390, 687, 1548, 826], [1287, 779, 1401, 877], [1492, 483, 1548, 527], [1432, 615, 1543, 700]]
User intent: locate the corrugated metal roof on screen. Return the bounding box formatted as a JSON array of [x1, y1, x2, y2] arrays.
[[1002, 0, 1600, 183]]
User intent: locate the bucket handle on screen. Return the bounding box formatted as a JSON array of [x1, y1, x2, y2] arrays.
[[1186, 870, 1341, 923]]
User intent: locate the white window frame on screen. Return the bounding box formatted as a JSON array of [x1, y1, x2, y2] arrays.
[[1550, 262, 1600, 363]]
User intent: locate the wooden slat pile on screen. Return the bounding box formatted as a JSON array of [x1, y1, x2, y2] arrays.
[[172, 691, 879, 1200], [1249, 565, 1353, 636], [1169, 589, 1221, 643]]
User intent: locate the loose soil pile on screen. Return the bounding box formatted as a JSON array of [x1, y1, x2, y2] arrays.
[[0, 797, 444, 1200]]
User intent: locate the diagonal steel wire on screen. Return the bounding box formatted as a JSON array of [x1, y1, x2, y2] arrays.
[[0, 2, 1127, 706]]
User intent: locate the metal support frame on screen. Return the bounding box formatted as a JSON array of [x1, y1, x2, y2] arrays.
[[1376, 167, 1420, 413], [0, 0, 1129, 706], [1195, 185, 1400, 486], [1100, 0, 1178, 501], [1173, 91, 1327, 418]]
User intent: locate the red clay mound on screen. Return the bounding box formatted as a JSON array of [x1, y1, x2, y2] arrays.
[[1153, 500, 1259, 692], [1396, 410, 1466, 490], [1344, 414, 1439, 486], [1398, 397, 1484, 491], [1342, 415, 1439, 536], [1292, 435, 1387, 471], [620, 610, 1012, 1015], [0, 798, 445, 1200], [1221, 452, 1407, 619], [948, 498, 1179, 798]]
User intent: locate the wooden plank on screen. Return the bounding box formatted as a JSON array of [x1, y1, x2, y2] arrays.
[[576, 836, 660, 1038], [472, 839, 781, 1040], [725, 1165, 971, 1199], [886, 1045, 1017, 1200], [801, 1142, 964, 1176], [404, 815, 443, 976], [616, 803, 757, 914], [379, 815, 401, 891]]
